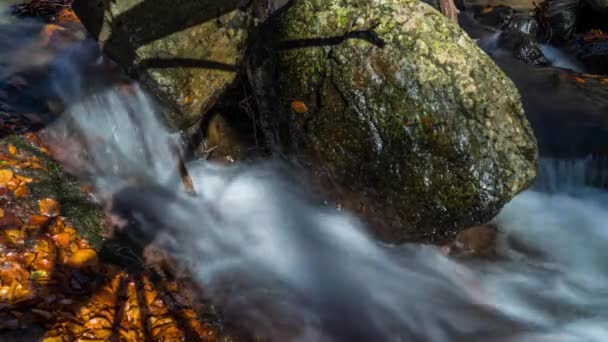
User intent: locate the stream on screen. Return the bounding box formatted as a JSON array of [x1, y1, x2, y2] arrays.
[[3, 3, 608, 341]]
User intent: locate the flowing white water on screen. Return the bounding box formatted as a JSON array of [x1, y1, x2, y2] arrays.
[[3, 9, 608, 341], [47, 82, 608, 342], [538, 44, 586, 73]]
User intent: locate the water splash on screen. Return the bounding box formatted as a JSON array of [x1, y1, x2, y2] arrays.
[[538, 44, 586, 73], [536, 156, 608, 192]]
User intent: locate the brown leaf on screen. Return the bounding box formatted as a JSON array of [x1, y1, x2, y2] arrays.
[[28, 215, 50, 227], [0, 212, 23, 229]]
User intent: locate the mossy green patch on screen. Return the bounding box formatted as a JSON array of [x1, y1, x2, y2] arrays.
[[4, 135, 105, 249]]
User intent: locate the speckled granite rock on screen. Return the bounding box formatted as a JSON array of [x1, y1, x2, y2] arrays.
[[248, 0, 538, 242]]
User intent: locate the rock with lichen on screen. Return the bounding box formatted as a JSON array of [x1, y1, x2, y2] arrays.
[[72, 0, 256, 130], [248, 0, 538, 242]]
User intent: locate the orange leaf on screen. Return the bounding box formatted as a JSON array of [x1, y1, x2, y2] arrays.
[[0, 208, 3, 218], [39, 198, 61, 217], [30, 161, 45, 169], [291, 100, 309, 113], [52, 232, 72, 249], [8, 144, 16, 155], [29, 215, 50, 227], [0, 169, 13, 186], [67, 249, 98, 268], [15, 175, 33, 183], [7, 180, 19, 191], [14, 184, 27, 198]]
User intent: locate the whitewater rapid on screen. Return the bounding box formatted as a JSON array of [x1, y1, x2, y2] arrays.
[[47, 83, 608, 341]]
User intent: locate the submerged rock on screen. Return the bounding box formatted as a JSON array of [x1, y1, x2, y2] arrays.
[[248, 0, 538, 242], [499, 15, 549, 65], [493, 53, 608, 159], [72, 0, 255, 130]]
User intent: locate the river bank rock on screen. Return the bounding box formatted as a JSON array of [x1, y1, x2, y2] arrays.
[[72, 0, 255, 130], [248, 0, 538, 242]]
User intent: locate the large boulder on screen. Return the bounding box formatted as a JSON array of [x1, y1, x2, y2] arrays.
[[72, 0, 254, 130], [248, 0, 538, 242]]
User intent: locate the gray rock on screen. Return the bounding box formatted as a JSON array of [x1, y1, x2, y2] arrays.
[[248, 0, 538, 242]]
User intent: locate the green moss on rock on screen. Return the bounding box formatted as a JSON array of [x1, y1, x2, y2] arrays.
[[248, 0, 538, 242], [4, 135, 105, 249], [73, 0, 255, 130]]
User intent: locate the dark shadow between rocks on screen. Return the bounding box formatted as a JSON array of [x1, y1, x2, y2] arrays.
[[137, 58, 238, 72]]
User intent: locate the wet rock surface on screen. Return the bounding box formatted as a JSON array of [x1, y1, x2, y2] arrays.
[[491, 52, 608, 159], [248, 0, 538, 242], [72, 0, 255, 130]]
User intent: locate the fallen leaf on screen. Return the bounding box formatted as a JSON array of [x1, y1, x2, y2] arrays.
[[0, 208, 4, 218], [7, 180, 19, 191], [29, 215, 50, 227], [0, 169, 13, 186], [8, 144, 16, 155], [291, 100, 309, 113], [25, 133, 42, 147], [14, 184, 27, 198], [0, 212, 23, 229], [52, 232, 71, 249], [67, 249, 98, 268], [39, 198, 60, 217], [15, 175, 33, 183]]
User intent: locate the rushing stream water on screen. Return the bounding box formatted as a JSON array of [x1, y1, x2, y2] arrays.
[[3, 5, 608, 341], [50, 85, 608, 341]]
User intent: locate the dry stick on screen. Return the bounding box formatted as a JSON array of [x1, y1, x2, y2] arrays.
[[439, 0, 460, 24], [171, 143, 196, 196]]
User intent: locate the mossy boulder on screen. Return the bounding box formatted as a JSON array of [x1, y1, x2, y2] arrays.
[[72, 0, 255, 130], [248, 0, 538, 242]]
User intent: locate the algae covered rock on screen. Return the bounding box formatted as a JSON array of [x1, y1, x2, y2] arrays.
[[248, 0, 538, 242], [72, 0, 254, 129]]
